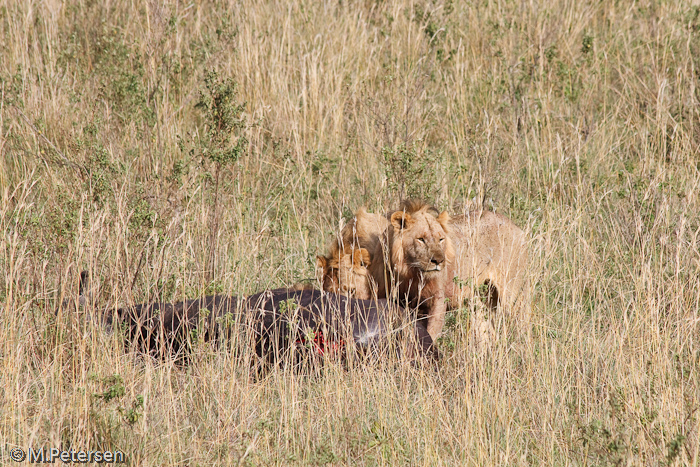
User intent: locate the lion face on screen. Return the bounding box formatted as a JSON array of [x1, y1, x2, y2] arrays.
[[317, 248, 373, 300], [336, 248, 373, 299], [389, 207, 453, 279]]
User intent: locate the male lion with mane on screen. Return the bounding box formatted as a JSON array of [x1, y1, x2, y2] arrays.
[[320, 201, 530, 341], [367, 200, 454, 340]]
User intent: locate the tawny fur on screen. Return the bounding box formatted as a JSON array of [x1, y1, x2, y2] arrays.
[[447, 209, 531, 324], [316, 247, 374, 299], [331, 207, 389, 262], [367, 200, 455, 340], [325, 204, 531, 340], [317, 207, 388, 299]]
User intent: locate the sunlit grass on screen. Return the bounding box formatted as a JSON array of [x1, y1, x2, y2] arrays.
[[1, 0, 699, 465]]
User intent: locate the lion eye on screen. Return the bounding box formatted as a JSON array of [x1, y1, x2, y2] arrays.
[[417, 238, 426, 244], [439, 238, 445, 243]]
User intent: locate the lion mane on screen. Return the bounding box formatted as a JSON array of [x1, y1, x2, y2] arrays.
[[368, 200, 455, 340]]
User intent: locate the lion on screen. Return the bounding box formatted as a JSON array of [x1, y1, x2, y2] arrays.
[[322, 203, 531, 341], [447, 208, 531, 325], [366, 200, 455, 341], [317, 207, 388, 299]]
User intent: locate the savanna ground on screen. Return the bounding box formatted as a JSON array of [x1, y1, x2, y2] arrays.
[[1, 0, 700, 465]]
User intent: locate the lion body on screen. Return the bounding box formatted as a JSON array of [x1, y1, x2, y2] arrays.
[[447, 209, 530, 322], [339, 207, 390, 256]]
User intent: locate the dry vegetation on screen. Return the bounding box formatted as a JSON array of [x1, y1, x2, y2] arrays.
[[1, 0, 700, 465]]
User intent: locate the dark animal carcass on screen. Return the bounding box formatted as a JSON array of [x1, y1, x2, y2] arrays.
[[107, 293, 240, 360], [109, 288, 436, 368]]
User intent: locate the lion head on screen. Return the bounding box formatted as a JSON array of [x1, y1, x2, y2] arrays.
[[386, 200, 455, 283], [316, 247, 373, 300]]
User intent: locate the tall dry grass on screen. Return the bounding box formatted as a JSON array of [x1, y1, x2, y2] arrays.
[[1, 0, 699, 464]]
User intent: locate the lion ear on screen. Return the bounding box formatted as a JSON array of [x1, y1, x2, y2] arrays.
[[317, 255, 328, 271], [391, 211, 413, 231], [436, 211, 451, 231], [352, 248, 371, 268]]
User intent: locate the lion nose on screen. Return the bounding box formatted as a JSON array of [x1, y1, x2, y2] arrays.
[[431, 256, 444, 266]]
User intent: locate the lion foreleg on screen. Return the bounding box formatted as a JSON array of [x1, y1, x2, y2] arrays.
[[425, 292, 447, 341]]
